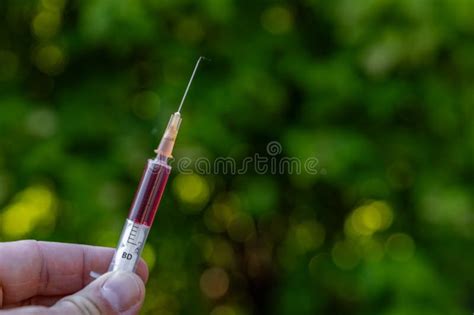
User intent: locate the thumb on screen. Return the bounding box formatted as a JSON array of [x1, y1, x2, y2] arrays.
[[53, 271, 145, 315]]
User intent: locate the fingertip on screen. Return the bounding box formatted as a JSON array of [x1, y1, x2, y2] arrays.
[[101, 271, 145, 312]]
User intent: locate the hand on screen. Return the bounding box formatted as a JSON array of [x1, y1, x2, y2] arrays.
[[0, 240, 148, 315]]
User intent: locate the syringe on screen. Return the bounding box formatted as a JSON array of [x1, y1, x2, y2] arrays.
[[106, 57, 207, 273]]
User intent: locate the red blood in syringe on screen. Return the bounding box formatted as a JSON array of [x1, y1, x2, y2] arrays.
[[127, 158, 171, 227]]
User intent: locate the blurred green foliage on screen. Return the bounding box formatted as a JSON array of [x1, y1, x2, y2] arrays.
[[0, 0, 473, 314]]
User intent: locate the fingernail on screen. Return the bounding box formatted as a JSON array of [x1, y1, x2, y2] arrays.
[[101, 272, 143, 312]]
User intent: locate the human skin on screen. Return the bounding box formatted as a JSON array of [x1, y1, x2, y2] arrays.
[[0, 240, 148, 315]]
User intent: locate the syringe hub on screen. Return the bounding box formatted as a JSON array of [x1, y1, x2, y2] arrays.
[[155, 112, 182, 158]]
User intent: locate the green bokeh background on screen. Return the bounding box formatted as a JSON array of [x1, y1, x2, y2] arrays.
[[0, 0, 473, 314]]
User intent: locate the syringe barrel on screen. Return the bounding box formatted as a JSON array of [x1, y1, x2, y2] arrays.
[[108, 158, 171, 272], [128, 158, 171, 226]]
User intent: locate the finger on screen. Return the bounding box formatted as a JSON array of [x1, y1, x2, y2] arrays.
[[3, 295, 64, 308], [0, 271, 145, 315], [0, 240, 148, 306]]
